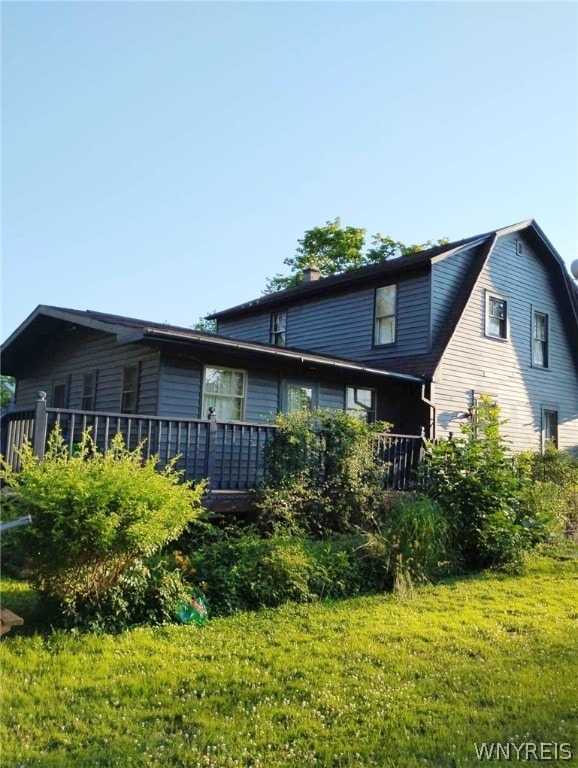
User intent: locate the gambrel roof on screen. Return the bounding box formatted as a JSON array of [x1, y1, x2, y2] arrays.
[[210, 219, 578, 380]]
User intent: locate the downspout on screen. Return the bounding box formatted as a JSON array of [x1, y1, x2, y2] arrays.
[[421, 381, 436, 440]]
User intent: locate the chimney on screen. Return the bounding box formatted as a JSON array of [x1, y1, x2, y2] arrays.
[[302, 266, 321, 283]]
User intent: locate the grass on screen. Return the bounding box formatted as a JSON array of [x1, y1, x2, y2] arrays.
[[1, 550, 577, 767]]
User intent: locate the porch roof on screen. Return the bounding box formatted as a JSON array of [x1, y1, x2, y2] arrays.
[[1, 305, 425, 385]]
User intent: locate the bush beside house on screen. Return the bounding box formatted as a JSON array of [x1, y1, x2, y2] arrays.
[[1, 403, 576, 632]]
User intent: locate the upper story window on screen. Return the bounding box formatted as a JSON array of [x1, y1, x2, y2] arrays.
[[346, 387, 376, 423], [203, 366, 246, 421], [374, 284, 397, 345], [82, 371, 98, 411], [532, 311, 549, 368], [485, 293, 508, 340], [121, 364, 140, 414], [270, 311, 287, 346]]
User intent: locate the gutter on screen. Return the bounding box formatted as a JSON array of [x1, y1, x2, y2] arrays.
[[421, 382, 436, 440], [142, 328, 425, 385]]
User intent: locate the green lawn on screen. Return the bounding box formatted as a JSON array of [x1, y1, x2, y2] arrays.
[[1, 552, 577, 767]]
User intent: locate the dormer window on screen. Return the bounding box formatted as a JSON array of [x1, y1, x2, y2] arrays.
[[374, 285, 397, 345], [270, 311, 287, 346]]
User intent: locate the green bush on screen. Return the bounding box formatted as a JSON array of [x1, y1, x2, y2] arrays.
[[518, 446, 578, 540], [0, 428, 206, 627], [423, 397, 551, 571], [256, 409, 390, 537], [188, 530, 391, 616]]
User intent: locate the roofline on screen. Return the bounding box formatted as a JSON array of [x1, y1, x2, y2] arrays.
[[208, 233, 492, 321], [143, 328, 425, 383], [1, 304, 425, 385]]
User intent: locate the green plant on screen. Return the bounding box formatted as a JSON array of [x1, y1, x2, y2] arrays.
[[518, 445, 578, 540], [256, 409, 390, 537], [373, 493, 456, 586], [423, 396, 549, 571], [0, 427, 206, 626]]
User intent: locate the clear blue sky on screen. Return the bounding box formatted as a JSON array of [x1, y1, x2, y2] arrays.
[[2, 1, 577, 337]]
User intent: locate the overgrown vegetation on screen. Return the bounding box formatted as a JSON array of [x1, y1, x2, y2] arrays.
[[1, 400, 576, 631], [256, 409, 390, 537], [0, 428, 206, 630], [423, 396, 556, 571]]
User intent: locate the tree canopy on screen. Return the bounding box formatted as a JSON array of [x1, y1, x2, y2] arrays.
[[264, 218, 449, 294], [1, 376, 15, 409]]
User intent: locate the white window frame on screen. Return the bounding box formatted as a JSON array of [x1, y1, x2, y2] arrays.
[[270, 311, 287, 347], [541, 406, 559, 451], [282, 379, 318, 414], [531, 309, 549, 369], [202, 366, 247, 421], [345, 386, 376, 423], [374, 284, 397, 346], [485, 291, 508, 340]]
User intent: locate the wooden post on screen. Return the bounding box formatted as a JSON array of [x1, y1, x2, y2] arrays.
[[205, 407, 217, 484], [32, 391, 48, 460]]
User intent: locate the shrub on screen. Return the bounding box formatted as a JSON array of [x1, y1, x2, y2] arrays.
[[518, 446, 578, 541], [0, 427, 206, 626], [423, 396, 549, 571], [188, 530, 392, 616], [256, 409, 390, 537]]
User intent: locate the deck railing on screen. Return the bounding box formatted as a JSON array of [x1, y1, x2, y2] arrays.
[[373, 432, 426, 490], [1, 393, 425, 492]]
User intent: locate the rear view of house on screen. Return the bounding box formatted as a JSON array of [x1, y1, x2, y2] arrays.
[[2, 218, 577, 493]]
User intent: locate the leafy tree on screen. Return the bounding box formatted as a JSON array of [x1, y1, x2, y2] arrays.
[[265, 218, 448, 293], [1, 375, 15, 408], [192, 316, 217, 334]]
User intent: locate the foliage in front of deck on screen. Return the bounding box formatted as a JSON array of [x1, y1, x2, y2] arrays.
[[0, 428, 206, 629], [256, 409, 391, 537]]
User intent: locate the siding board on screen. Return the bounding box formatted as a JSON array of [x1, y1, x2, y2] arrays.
[[435, 233, 578, 452], [16, 328, 160, 415]]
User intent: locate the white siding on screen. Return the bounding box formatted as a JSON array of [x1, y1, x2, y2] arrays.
[[435, 233, 578, 452]]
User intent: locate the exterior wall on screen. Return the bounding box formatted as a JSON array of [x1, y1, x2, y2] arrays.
[[158, 355, 349, 424], [218, 273, 432, 362], [15, 328, 160, 415], [434, 233, 578, 453], [430, 245, 478, 342]]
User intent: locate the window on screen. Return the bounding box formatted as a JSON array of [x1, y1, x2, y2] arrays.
[[283, 381, 316, 413], [346, 387, 376, 422], [374, 284, 397, 345], [270, 311, 287, 346], [486, 294, 508, 339], [52, 378, 69, 408], [202, 367, 246, 421], [543, 409, 558, 450], [532, 311, 549, 368], [82, 371, 98, 411], [121, 364, 140, 413]]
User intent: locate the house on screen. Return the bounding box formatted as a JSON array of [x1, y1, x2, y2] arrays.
[[1, 219, 577, 485], [209, 219, 578, 453]]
